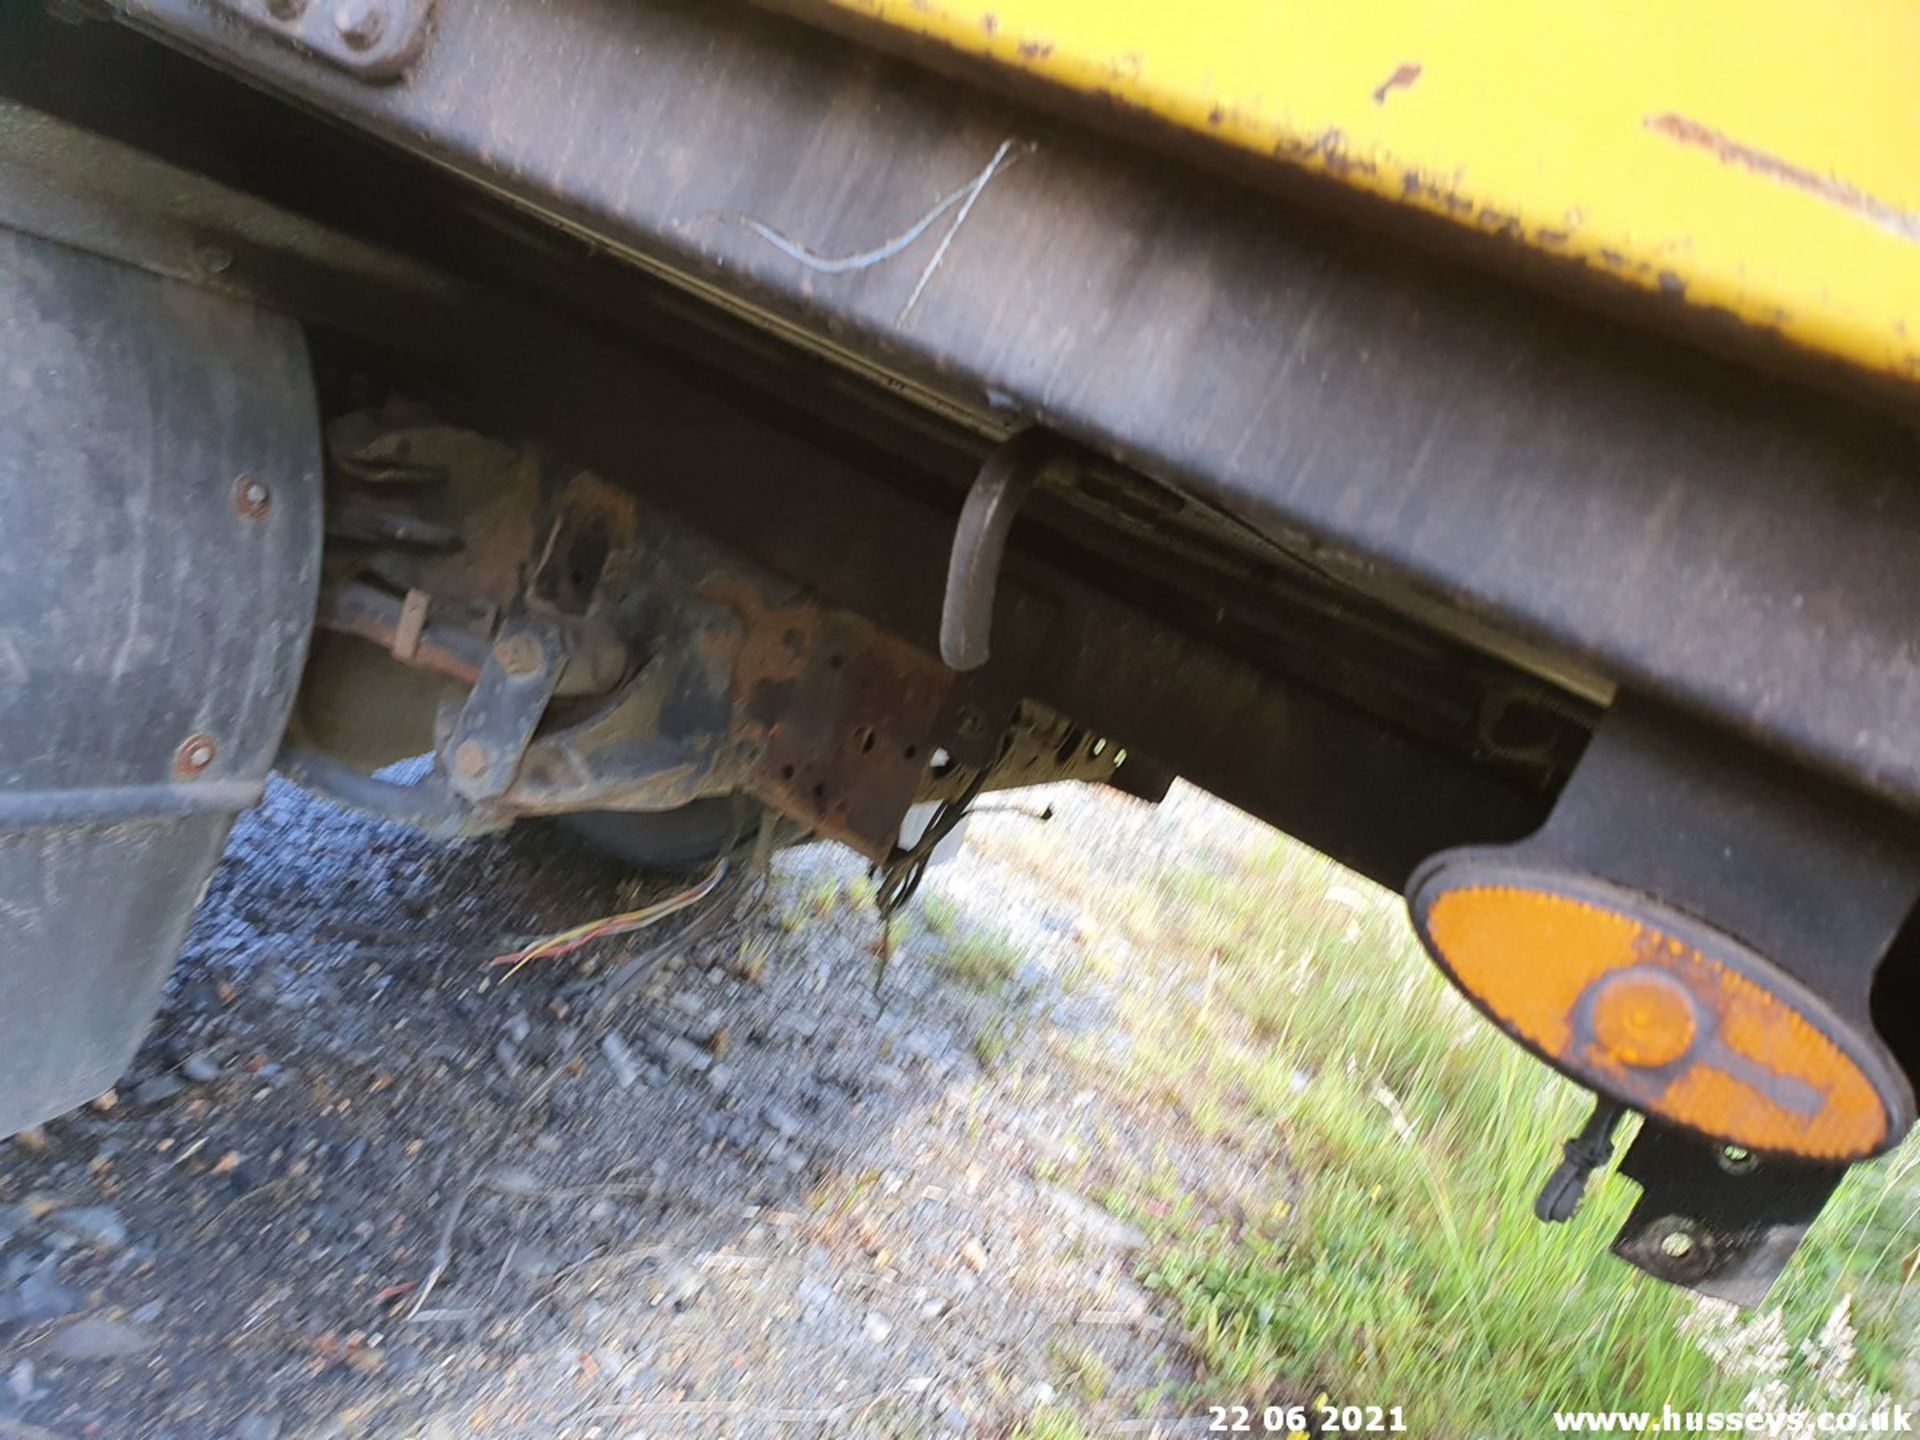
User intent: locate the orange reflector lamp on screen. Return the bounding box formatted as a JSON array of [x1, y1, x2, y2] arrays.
[[1408, 868, 1911, 1163]]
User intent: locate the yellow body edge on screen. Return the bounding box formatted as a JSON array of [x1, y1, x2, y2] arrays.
[[791, 0, 1920, 385]]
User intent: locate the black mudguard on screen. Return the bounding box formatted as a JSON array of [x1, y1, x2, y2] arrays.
[[0, 227, 320, 1134]]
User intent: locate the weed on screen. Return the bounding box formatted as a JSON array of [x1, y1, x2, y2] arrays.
[[921, 892, 960, 937], [1045, 1336, 1113, 1404], [806, 875, 844, 916], [974, 1009, 1029, 1071], [1008, 1406, 1087, 1440], [937, 928, 1026, 994]]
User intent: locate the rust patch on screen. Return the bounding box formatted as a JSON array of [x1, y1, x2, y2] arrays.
[[738, 608, 956, 862], [315, 584, 485, 687], [1371, 62, 1422, 105], [705, 579, 956, 861], [1277, 128, 1378, 181], [1645, 113, 1920, 245], [1398, 169, 1475, 218], [1473, 205, 1523, 240]]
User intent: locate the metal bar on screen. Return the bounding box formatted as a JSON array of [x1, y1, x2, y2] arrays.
[[0, 782, 266, 829], [941, 431, 1048, 670]]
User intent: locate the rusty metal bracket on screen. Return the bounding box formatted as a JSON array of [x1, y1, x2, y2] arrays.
[[940, 431, 1053, 672], [739, 606, 959, 860], [442, 621, 565, 801], [195, 0, 437, 83]]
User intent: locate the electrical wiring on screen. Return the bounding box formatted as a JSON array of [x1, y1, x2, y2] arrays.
[[490, 856, 730, 979]]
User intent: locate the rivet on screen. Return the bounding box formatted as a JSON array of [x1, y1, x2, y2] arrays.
[[233, 474, 271, 519], [173, 733, 218, 777], [453, 739, 492, 779]]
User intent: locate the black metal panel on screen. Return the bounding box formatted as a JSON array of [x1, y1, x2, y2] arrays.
[[1612, 1124, 1847, 1307], [0, 229, 321, 1134], [0, 231, 320, 792], [109, 0, 1920, 819]]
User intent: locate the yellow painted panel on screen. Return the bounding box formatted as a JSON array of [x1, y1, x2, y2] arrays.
[[794, 0, 1920, 382]]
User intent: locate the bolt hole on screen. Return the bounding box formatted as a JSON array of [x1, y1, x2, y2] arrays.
[[1717, 1145, 1758, 1176], [903, 744, 917, 760], [810, 782, 826, 800], [828, 653, 844, 671], [853, 726, 876, 754], [779, 764, 795, 781]]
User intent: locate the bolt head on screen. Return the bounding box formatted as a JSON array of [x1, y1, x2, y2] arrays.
[[332, 0, 385, 49], [264, 0, 307, 19], [493, 632, 544, 679], [1658, 1228, 1695, 1259]]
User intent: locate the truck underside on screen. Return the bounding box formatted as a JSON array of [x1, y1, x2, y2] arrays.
[[2, 2, 1916, 1304]]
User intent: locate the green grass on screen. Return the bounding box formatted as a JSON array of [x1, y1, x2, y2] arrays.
[[1008, 1407, 1088, 1440], [920, 892, 961, 939], [977, 810, 1919, 1437], [1045, 1336, 1114, 1404], [777, 870, 878, 930], [972, 1008, 1030, 1072], [931, 926, 1026, 994]]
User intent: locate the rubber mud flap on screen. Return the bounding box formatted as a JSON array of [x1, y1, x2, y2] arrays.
[[0, 229, 321, 1135]]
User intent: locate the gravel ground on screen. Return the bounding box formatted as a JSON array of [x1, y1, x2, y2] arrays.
[[0, 779, 1218, 1439]]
